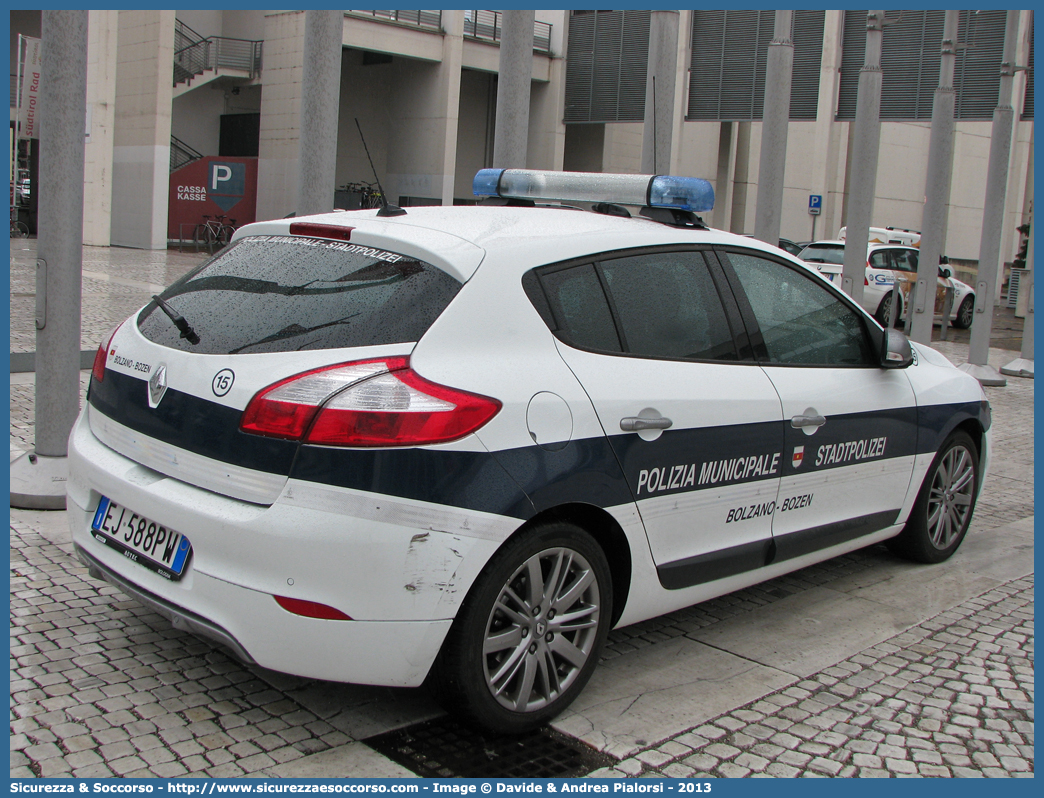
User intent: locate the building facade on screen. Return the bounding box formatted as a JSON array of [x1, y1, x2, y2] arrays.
[[8, 9, 1034, 268]]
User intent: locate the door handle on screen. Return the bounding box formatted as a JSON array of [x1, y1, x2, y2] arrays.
[[621, 416, 673, 432], [791, 414, 826, 429]]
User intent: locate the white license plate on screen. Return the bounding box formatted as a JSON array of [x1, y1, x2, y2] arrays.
[[91, 496, 192, 580]]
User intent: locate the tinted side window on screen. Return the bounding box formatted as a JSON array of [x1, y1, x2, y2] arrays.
[[598, 252, 738, 361], [538, 264, 622, 352], [868, 250, 890, 269], [892, 249, 918, 272], [725, 252, 875, 367]]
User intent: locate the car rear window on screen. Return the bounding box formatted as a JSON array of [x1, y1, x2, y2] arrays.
[[137, 235, 462, 354], [798, 244, 845, 265]]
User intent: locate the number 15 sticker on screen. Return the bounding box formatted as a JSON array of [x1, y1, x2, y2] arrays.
[[212, 368, 235, 397]]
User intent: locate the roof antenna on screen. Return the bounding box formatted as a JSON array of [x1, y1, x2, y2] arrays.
[[355, 117, 406, 217], [652, 75, 657, 175]]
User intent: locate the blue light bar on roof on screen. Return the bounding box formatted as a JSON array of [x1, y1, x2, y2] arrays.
[[473, 168, 714, 213]]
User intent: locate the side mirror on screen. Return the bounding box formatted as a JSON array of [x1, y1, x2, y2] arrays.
[[938, 266, 952, 279], [881, 328, 914, 369]]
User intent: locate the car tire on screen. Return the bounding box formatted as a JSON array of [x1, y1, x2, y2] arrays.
[[875, 292, 901, 328], [953, 296, 974, 329], [427, 521, 612, 733], [887, 430, 979, 564]]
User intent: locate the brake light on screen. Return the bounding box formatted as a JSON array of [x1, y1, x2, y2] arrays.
[[288, 222, 354, 241], [240, 357, 501, 447], [91, 323, 124, 384]]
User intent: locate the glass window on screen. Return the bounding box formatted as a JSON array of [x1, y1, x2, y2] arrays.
[[726, 252, 876, 367], [868, 250, 891, 270], [138, 235, 461, 355], [892, 249, 919, 273], [539, 264, 622, 353], [598, 251, 738, 361], [797, 243, 845, 265]]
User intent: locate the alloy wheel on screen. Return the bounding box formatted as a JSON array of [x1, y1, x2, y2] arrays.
[[482, 547, 601, 713], [925, 443, 976, 550]]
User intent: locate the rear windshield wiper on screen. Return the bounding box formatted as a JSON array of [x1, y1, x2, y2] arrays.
[[151, 295, 201, 345]]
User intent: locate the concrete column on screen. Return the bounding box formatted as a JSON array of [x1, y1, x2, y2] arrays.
[[640, 10, 680, 174], [385, 11, 463, 206], [256, 11, 307, 221], [667, 10, 693, 175], [713, 121, 739, 231], [960, 10, 1020, 387], [110, 10, 175, 250], [809, 11, 846, 243], [83, 10, 118, 246], [909, 10, 959, 345], [296, 10, 343, 217], [753, 10, 794, 247], [527, 11, 569, 171], [1001, 210, 1033, 378], [493, 10, 534, 169], [841, 11, 886, 305], [11, 11, 89, 509], [438, 10, 465, 204]]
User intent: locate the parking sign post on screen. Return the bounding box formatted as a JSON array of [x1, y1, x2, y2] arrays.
[[808, 194, 822, 241]]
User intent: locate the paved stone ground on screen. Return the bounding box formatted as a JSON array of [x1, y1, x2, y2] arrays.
[[8, 243, 1034, 778], [10, 239, 203, 355], [589, 576, 1034, 779], [10, 519, 355, 778]]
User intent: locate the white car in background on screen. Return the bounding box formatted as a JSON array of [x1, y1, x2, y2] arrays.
[[798, 240, 975, 329], [838, 225, 922, 248]]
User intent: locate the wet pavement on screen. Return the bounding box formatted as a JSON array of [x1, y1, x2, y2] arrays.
[[9, 242, 1034, 778]]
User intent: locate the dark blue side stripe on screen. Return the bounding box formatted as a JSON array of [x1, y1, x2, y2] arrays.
[[89, 371, 986, 534], [610, 420, 782, 499], [89, 370, 298, 476], [917, 401, 986, 455], [780, 407, 918, 477], [290, 445, 537, 519]]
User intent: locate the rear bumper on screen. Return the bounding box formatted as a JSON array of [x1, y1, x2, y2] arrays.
[[66, 408, 515, 687], [76, 543, 257, 666]]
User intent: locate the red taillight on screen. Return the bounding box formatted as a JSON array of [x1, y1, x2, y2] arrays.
[[240, 357, 501, 447], [274, 595, 352, 621], [91, 323, 124, 383], [288, 222, 354, 241]]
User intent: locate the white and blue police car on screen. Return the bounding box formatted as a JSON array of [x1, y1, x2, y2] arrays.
[[69, 169, 991, 733]]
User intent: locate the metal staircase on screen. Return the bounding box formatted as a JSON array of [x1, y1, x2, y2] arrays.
[[170, 135, 204, 173], [173, 18, 262, 94]]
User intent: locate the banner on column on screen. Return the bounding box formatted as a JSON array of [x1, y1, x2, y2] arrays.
[[18, 36, 42, 140]]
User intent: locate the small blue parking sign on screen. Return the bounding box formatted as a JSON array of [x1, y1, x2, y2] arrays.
[[809, 194, 822, 215]]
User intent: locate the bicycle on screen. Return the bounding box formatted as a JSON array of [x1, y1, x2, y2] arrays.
[[338, 181, 383, 210], [193, 214, 236, 253], [10, 207, 29, 238]]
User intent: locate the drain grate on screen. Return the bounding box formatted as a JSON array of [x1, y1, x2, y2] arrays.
[[365, 716, 614, 778]]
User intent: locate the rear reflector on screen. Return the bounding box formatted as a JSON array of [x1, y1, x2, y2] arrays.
[[240, 357, 501, 447], [274, 595, 353, 621], [288, 222, 354, 241]]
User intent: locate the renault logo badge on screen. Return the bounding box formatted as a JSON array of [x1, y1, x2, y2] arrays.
[[148, 364, 168, 408]]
